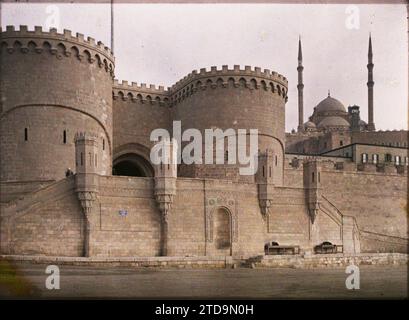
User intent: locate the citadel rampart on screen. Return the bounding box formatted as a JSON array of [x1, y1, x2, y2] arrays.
[[284, 157, 408, 252], [352, 130, 408, 147], [169, 66, 287, 184], [0, 26, 114, 186], [0, 26, 407, 260], [1, 161, 406, 257], [111, 65, 288, 183], [112, 80, 171, 175]]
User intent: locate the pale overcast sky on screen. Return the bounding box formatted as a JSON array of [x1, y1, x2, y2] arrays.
[[2, 3, 407, 131]]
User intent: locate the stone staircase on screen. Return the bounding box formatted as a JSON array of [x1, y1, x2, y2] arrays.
[[319, 195, 361, 254], [1, 176, 75, 219]]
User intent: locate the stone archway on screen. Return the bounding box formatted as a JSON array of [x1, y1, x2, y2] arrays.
[[113, 153, 154, 177], [213, 207, 232, 255]]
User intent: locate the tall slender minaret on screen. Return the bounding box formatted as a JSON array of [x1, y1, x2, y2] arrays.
[[367, 34, 375, 131], [297, 36, 304, 132]]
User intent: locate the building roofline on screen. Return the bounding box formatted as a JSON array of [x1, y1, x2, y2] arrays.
[[320, 142, 409, 155], [285, 152, 350, 159]]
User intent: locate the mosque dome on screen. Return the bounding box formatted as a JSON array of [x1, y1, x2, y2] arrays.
[[315, 95, 346, 113], [304, 121, 316, 129], [317, 116, 350, 128]]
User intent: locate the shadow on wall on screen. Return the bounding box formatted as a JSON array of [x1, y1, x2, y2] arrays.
[[112, 153, 154, 177]]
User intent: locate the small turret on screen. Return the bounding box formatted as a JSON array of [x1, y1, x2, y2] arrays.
[[256, 149, 275, 218], [74, 132, 100, 257], [75, 132, 99, 177], [152, 138, 178, 256], [303, 159, 322, 223], [348, 105, 361, 132]]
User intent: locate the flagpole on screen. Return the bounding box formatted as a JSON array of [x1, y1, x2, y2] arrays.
[[110, 0, 114, 54]]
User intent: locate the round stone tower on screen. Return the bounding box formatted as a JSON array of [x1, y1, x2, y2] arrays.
[[0, 25, 114, 183], [171, 65, 288, 185]]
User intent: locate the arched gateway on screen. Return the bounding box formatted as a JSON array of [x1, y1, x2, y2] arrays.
[[113, 153, 154, 177]]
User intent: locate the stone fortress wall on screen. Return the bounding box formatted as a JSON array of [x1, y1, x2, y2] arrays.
[[170, 66, 287, 185], [0, 26, 407, 258], [284, 158, 408, 253], [111, 66, 288, 185], [1, 159, 406, 257], [0, 26, 114, 187], [112, 80, 171, 176], [351, 130, 408, 147]]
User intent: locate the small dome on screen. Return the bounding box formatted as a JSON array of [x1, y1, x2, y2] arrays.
[[318, 116, 350, 128], [315, 96, 346, 113], [304, 121, 316, 128]]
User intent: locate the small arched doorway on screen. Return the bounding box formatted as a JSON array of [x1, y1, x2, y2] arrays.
[[113, 153, 153, 177], [213, 207, 232, 255]]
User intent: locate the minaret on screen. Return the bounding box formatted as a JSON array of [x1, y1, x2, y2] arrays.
[[367, 34, 375, 131], [297, 36, 304, 132]]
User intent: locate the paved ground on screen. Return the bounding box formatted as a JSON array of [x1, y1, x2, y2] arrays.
[[0, 262, 407, 299]]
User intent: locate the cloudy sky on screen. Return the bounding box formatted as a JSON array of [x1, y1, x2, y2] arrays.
[[2, 3, 407, 131]]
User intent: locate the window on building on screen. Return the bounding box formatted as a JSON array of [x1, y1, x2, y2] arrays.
[[24, 128, 28, 141], [63, 130, 67, 144], [361, 153, 368, 164], [312, 172, 315, 183], [385, 153, 392, 162], [405, 157, 409, 166], [340, 140, 343, 146], [395, 156, 401, 166], [103, 139, 105, 151], [275, 155, 278, 166], [372, 154, 379, 164]]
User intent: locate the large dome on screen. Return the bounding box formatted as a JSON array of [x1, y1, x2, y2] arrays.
[[317, 116, 350, 128], [315, 96, 346, 113]]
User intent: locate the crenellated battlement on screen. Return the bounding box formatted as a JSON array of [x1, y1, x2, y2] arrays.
[[112, 79, 170, 106], [171, 65, 287, 90], [113, 79, 168, 94], [168, 65, 288, 106], [112, 64, 288, 107], [1, 25, 114, 74], [285, 156, 407, 176], [375, 129, 407, 132]]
